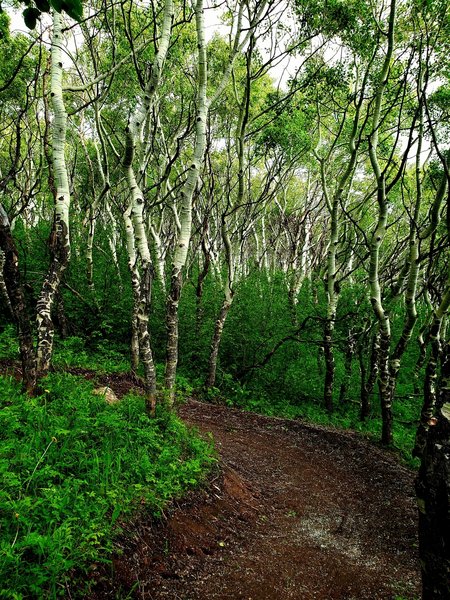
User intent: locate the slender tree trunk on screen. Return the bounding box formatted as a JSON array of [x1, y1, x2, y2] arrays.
[[387, 102, 423, 405], [86, 204, 97, 295], [123, 206, 156, 412], [130, 309, 140, 374], [149, 221, 167, 295], [323, 315, 335, 412], [358, 344, 368, 419], [205, 298, 232, 389], [339, 328, 355, 404], [415, 342, 450, 599], [413, 324, 428, 396], [165, 0, 207, 399], [360, 330, 380, 420], [195, 237, 211, 336], [0, 250, 13, 317], [378, 327, 393, 445], [414, 318, 444, 458], [205, 219, 235, 389], [323, 210, 338, 413], [367, 0, 396, 445], [36, 12, 71, 376], [136, 262, 157, 413], [105, 203, 123, 292]]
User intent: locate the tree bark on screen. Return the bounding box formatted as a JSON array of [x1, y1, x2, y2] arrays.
[[164, 0, 208, 400], [36, 12, 71, 376], [367, 0, 396, 445], [123, 205, 156, 412], [323, 315, 335, 413], [360, 330, 380, 420], [339, 328, 355, 404], [195, 236, 211, 337], [415, 342, 450, 599], [205, 299, 232, 389], [414, 318, 443, 459], [0, 249, 13, 317]]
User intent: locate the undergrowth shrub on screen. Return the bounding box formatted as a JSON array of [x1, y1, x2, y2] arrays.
[[0, 374, 215, 599], [0, 325, 19, 361]]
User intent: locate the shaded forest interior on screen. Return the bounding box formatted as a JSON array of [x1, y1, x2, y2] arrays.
[[1, 0, 450, 598]]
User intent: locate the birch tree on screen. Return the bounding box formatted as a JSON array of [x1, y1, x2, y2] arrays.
[[34, 12, 72, 376], [164, 0, 273, 399]]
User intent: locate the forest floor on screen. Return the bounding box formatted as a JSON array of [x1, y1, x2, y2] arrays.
[[84, 373, 421, 600]]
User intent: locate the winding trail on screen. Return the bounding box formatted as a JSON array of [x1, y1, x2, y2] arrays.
[[91, 398, 421, 599]]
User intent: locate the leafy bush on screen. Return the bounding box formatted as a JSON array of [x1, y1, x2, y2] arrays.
[[0, 326, 19, 361], [52, 337, 130, 373], [0, 374, 215, 598]]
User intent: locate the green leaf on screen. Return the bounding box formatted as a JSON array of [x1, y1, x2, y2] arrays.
[[61, 0, 83, 21], [110, 504, 121, 526], [35, 0, 51, 13], [22, 7, 40, 30], [50, 0, 63, 13]]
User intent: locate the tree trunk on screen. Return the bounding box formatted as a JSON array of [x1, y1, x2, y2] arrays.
[[415, 342, 450, 599], [86, 204, 97, 296], [136, 262, 157, 413], [123, 206, 157, 413], [323, 316, 335, 413], [36, 12, 71, 376], [367, 0, 396, 446], [358, 344, 368, 419], [414, 323, 429, 397], [360, 330, 380, 420], [0, 249, 13, 317], [379, 327, 393, 445], [339, 328, 355, 404], [131, 309, 140, 374], [205, 298, 232, 389], [414, 319, 442, 459], [165, 268, 183, 395], [195, 239, 210, 337], [164, 0, 208, 401]]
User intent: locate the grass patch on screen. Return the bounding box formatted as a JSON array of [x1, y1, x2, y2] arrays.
[[0, 373, 215, 598], [52, 337, 131, 373]]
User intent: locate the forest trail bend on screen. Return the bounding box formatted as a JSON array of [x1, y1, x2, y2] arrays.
[[91, 399, 420, 600]]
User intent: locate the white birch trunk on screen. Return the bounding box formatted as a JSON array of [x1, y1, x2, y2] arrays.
[[121, 0, 174, 408], [164, 0, 208, 397], [0, 250, 13, 316], [36, 12, 71, 376], [368, 0, 396, 445]]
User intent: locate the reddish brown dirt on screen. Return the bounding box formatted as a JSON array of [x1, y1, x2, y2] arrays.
[[88, 398, 420, 600]]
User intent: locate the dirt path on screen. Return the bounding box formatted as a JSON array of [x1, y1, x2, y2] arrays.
[[89, 399, 420, 599]]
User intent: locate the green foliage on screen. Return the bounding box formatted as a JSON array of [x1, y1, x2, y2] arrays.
[[12, 0, 83, 30], [0, 325, 19, 360], [0, 374, 215, 598], [0, 10, 9, 40], [52, 337, 131, 373]]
